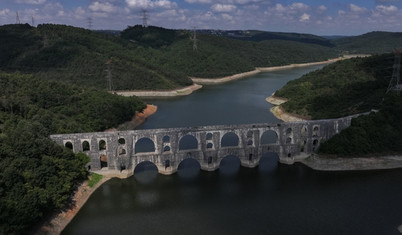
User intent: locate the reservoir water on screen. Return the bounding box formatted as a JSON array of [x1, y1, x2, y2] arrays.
[[63, 66, 402, 235]]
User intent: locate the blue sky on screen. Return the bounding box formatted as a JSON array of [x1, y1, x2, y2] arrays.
[[1, 0, 402, 35]]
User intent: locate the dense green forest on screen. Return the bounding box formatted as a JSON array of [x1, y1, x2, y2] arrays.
[[0, 24, 192, 90], [319, 94, 402, 156], [274, 54, 402, 156], [0, 72, 146, 234], [274, 54, 393, 119], [333, 31, 402, 54], [121, 25, 339, 78]]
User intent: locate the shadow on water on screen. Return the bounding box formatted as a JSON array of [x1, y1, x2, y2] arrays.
[[177, 158, 201, 180], [134, 161, 158, 184], [219, 155, 241, 177]]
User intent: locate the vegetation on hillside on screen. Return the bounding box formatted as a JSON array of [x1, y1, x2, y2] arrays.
[[121, 25, 340, 78], [0, 24, 192, 90], [319, 94, 402, 156], [333, 31, 402, 54], [274, 53, 402, 156], [0, 72, 146, 234], [274, 54, 393, 119]]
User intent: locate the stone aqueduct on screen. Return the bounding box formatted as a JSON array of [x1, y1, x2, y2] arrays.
[[50, 115, 359, 175]]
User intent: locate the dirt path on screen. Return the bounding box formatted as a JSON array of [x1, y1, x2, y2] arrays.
[[105, 104, 157, 131]]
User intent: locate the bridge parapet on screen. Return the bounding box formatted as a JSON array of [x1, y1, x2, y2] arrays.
[[50, 114, 361, 175]]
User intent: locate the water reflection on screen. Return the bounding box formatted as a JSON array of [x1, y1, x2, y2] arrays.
[[219, 155, 241, 176], [177, 158, 201, 179], [134, 161, 158, 184]]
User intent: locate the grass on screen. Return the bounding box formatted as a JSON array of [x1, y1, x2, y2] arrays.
[[88, 172, 103, 187]]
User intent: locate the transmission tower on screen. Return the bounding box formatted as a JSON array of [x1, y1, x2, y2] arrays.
[[142, 9, 149, 28], [105, 60, 113, 91], [31, 16, 35, 26], [87, 17, 93, 29], [387, 48, 402, 94], [190, 27, 198, 51], [16, 11, 20, 24]]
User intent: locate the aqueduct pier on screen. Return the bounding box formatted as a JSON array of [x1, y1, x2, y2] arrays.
[[50, 114, 362, 175]]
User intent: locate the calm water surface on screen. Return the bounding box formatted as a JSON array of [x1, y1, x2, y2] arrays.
[[64, 66, 402, 235]]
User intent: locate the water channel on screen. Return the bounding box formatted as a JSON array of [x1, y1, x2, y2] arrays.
[[63, 65, 402, 235]]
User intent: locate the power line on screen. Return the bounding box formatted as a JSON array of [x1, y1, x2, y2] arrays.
[[87, 17, 93, 30], [141, 9, 148, 28], [190, 27, 198, 51], [105, 60, 113, 91], [386, 48, 402, 94], [16, 11, 20, 24]]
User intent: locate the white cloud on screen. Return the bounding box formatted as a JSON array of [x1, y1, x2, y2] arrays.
[[349, 4, 367, 13], [89, 2, 118, 13], [15, 0, 46, 4], [125, 0, 177, 9], [299, 13, 310, 22], [211, 4, 237, 12], [184, 0, 212, 3], [375, 5, 398, 14], [0, 9, 11, 16]]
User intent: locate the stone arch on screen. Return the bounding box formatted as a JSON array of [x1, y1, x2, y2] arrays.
[[118, 138, 125, 145], [286, 128, 292, 134], [221, 132, 239, 147], [247, 130, 253, 138], [313, 139, 319, 146], [206, 133, 213, 140], [261, 130, 278, 145], [179, 135, 198, 151], [99, 140, 106, 151], [178, 158, 201, 178], [219, 155, 241, 175], [135, 137, 156, 154], [100, 154, 108, 168], [82, 141, 90, 151], [65, 141, 73, 150], [286, 137, 292, 144], [247, 140, 253, 146], [134, 161, 158, 183], [207, 143, 213, 149], [259, 152, 279, 173], [313, 125, 320, 136], [163, 145, 171, 152], [207, 156, 213, 164], [163, 135, 170, 143]]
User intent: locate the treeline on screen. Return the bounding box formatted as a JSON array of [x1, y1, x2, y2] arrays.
[[334, 31, 402, 54], [0, 72, 146, 233], [319, 94, 402, 156], [274, 54, 393, 119], [121, 25, 339, 78], [0, 24, 192, 91]]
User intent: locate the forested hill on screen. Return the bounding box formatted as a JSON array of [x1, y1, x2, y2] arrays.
[[275, 54, 394, 119], [0, 24, 192, 90], [0, 71, 146, 234], [120, 25, 339, 78], [333, 31, 402, 54], [273, 54, 402, 156]]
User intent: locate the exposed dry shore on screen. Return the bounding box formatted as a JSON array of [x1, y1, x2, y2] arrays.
[[191, 57, 343, 85], [35, 176, 112, 235], [300, 155, 402, 171], [105, 104, 157, 131], [191, 69, 260, 85], [266, 95, 309, 122], [113, 84, 202, 98]]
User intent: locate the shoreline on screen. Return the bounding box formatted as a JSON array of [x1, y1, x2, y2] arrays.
[[191, 57, 343, 85], [266, 95, 309, 122], [113, 84, 203, 98], [299, 154, 402, 171], [105, 104, 157, 131], [35, 176, 112, 235]]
